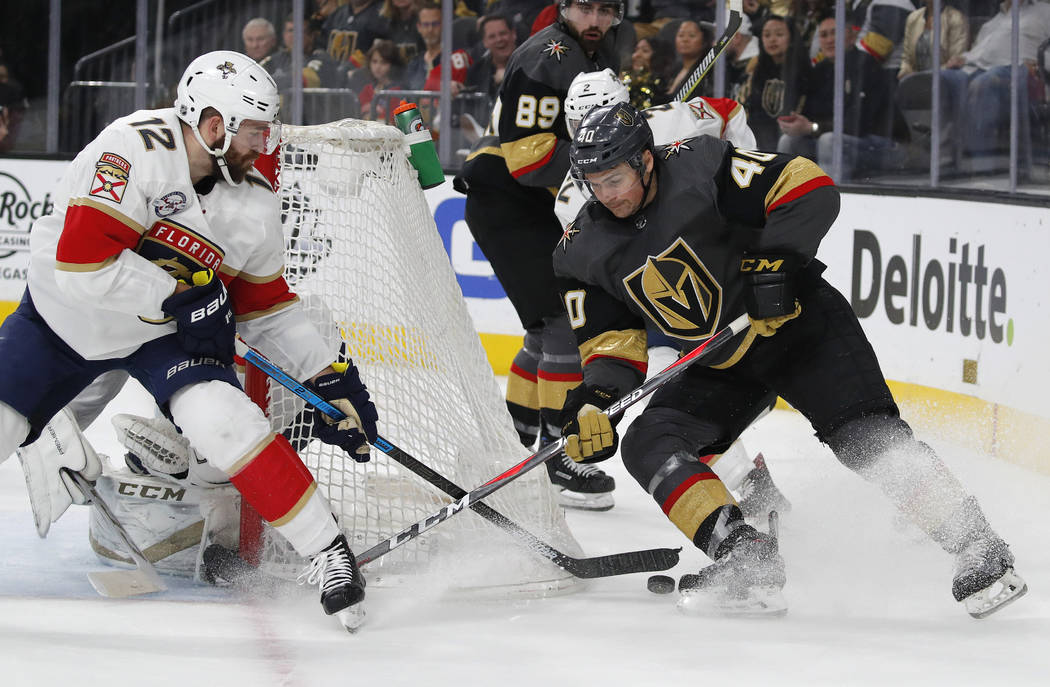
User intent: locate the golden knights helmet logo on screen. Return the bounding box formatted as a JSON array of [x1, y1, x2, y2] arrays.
[[623, 238, 721, 339]]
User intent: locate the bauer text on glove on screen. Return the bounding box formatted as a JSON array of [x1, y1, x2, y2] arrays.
[[307, 361, 379, 462], [161, 269, 237, 364]]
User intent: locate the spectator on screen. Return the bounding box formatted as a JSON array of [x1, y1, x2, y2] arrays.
[[855, 0, 919, 74], [465, 15, 518, 111], [743, 0, 773, 30], [776, 15, 897, 180], [0, 61, 28, 153], [349, 39, 404, 120], [897, 0, 970, 80], [403, 2, 471, 93], [261, 14, 340, 90], [323, 0, 389, 70], [788, 0, 833, 62], [939, 0, 1050, 165], [666, 20, 712, 98], [380, 0, 425, 63], [242, 17, 278, 63], [738, 14, 811, 149], [621, 35, 675, 107], [725, 14, 759, 100], [488, 0, 551, 43]]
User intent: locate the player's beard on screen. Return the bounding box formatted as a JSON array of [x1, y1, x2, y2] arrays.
[[568, 23, 606, 54], [212, 148, 259, 184]]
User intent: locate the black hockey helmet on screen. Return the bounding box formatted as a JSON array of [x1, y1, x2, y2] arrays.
[[569, 101, 654, 180]]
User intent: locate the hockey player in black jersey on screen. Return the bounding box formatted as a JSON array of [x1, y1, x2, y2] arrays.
[[554, 101, 1027, 618], [454, 0, 626, 509]]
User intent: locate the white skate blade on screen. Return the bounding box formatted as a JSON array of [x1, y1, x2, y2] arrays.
[[962, 568, 1028, 619], [335, 606, 366, 633], [554, 488, 614, 512], [88, 568, 167, 598], [676, 586, 787, 618]]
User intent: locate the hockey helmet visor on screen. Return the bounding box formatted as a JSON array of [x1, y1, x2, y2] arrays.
[[559, 0, 624, 27]]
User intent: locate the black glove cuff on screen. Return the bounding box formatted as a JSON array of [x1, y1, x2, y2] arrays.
[[741, 254, 801, 319]]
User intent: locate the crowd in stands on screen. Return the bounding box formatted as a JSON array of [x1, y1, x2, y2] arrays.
[[228, 0, 1050, 179]]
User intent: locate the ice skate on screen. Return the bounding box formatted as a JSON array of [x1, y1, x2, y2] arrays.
[[952, 534, 1027, 619], [677, 520, 787, 618], [737, 453, 791, 521], [546, 452, 615, 511], [298, 534, 366, 632]]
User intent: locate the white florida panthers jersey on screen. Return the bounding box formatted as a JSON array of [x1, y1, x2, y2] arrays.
[[28, 108, 333, 378], [554, 97, 757, 229]]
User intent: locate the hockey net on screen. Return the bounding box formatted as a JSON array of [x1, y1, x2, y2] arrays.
[[241, 119, 581, 595]]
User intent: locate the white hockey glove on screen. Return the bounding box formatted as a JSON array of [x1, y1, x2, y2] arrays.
[[17, 407, 103, 538]]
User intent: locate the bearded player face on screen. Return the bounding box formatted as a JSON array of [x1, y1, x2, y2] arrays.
[[562, 1, 616, 53], [213, 119, 274, 183]]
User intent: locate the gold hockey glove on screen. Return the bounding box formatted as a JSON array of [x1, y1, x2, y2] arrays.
[[560, 384, 618, 463], [750, 301, 802, 337]]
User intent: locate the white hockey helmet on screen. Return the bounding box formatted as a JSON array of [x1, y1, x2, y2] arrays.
[[565, 68, 630, 137], [174, 50, 281, 161]]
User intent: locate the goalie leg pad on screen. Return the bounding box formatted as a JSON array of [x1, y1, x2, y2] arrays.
[[16, 407, 103, 538]]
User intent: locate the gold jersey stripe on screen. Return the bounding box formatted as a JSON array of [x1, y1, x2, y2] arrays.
[[579, 328, 648, 368], [270, 483, 318, 527], [464, 145, 503, 162], [501, 132, 557, 176], [763, 157, 828, 211], [56, 255, 118, 273], [234, 296, 298, 322]]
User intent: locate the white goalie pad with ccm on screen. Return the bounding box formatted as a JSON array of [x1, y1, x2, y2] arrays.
[[89, 467, 241, 577], [17, 407, 103, 538]]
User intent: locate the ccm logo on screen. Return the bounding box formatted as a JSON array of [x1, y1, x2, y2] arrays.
[[190, 291, 228, 323], [740, 257, 784, 272]]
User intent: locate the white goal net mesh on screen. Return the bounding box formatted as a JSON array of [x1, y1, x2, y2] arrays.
[[246, 119, 581, 594]]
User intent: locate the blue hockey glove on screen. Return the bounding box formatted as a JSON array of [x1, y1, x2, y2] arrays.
[[161, 269, 236, 364], [308, 361, 379, 462]]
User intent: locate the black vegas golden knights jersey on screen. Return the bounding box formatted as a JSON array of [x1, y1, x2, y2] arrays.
[[552, 134, 840, 390]]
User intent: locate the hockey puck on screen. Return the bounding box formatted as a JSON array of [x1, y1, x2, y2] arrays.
[[647, 574, 676, 594]]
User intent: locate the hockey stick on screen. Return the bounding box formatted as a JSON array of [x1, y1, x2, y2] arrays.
[[237, 342, 682, 578], [673, 0, 743, 102], [64, 469, 168, 598], [354, 313, 751, 565]]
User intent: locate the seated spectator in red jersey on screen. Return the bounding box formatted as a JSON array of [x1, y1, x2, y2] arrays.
[[348, 39, 405, 120], [404, 2, 471, 93]]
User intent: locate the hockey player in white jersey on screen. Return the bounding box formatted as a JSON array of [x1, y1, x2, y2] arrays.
[[0, 51, 374, 630], [554, 69, 789, 521], [553, 68, 757, 231]]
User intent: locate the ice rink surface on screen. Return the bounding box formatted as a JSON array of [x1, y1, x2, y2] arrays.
[[1, 380, 1048, 687]]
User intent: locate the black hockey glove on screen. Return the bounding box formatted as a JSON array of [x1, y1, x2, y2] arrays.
[[307, 361, 379, 462], [740, 253, 802, 337], [560, 384, 618, 464], [161, 269, 236, 365]]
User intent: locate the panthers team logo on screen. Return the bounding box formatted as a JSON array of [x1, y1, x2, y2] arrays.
[[543, 39, 570, 61], [623, 237, 722, 340], [90, 152, 131, 203], [217, 61, 237, 78]]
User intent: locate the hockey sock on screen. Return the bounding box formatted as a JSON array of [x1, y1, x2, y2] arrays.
[[507, 347, 541, 447], [649, 451, 742, 559], [228, 434, 339, 557]]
